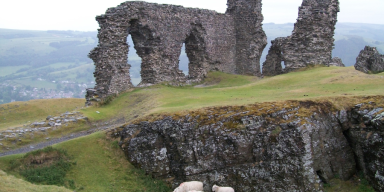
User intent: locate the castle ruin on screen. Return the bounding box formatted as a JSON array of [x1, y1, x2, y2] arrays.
[[86, 0, 267, 105], [86, 0, 341, 105]]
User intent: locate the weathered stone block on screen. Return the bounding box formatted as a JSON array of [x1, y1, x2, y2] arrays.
[[355, 46, 384, 73]]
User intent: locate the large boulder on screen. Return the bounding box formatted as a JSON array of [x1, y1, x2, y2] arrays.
[[355, 46, 384, 73]]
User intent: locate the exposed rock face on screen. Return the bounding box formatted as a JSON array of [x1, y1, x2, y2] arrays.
[[329, 57, 345, 67], [355, 46, 384, 73], [111, 98, 384, 191], [262, 0, 340, 76], [343, 104, 384, 192], [86, 0, 266, 105]]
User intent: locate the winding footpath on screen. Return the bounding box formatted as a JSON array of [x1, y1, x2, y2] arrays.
[[0, 122, 123, 157]]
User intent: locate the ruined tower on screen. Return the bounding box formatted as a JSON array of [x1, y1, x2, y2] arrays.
[[262, 0, 340, 76], [226, 0, 267, 76], [86, 0, 266, 105]]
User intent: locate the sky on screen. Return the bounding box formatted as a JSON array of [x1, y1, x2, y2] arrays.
[[0, 0, 383, 31]]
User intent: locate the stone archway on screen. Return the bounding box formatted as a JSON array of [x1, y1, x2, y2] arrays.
[[128, 19, 160, 85]]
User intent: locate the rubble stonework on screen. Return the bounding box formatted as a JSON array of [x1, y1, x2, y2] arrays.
[[86, 0, 266, 105], [262, 0, 340, 76], [354, 46, 384, 73], [329, 57, 345, 67], [226, 0, 267, 76]]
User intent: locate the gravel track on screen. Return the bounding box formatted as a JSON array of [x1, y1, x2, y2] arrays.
[[0, 123, 123, 157]]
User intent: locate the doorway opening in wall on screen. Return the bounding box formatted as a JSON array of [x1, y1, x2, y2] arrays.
[[178, 43, 190, 76], [127, 34, 142, 86]]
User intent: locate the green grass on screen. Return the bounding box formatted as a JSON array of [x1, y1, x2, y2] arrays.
[[0, 132, 171, 192], [324, 177, 375, 192], [0, 65, 29, 77], [0, 98, 85, 130], [7, 147, 75, 187], [12, 79, 57, 89], [49, 64, 93, 75], [0, 28, 92, 57], [0, 169, 71, 192], [82, 66, 384, 123]]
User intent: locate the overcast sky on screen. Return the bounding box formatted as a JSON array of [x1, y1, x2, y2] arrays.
[[0, 0, 383, 31]]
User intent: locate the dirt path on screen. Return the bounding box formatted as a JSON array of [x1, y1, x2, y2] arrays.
[[0, 122, 123, 157]]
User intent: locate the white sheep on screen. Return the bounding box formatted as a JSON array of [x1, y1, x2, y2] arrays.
[[212, 184, 234, 192], [173, 181, 204, 192], [187, 191, 204, 192]]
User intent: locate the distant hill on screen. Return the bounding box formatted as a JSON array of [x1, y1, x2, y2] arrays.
[[0, 29, 97, 104], [0, 22, 383, 104]]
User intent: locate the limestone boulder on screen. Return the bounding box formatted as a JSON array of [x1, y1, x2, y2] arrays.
[[355, 46, 384, 73]]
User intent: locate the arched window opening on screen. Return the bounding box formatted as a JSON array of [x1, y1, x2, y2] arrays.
[[281, 61, 286, 69], [127, 34, 142, 86], [178, 43, 190, 76]]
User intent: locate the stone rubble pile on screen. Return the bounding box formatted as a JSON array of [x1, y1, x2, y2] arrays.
[[329, 57, 345, 67], [0, 112, 88, 150]]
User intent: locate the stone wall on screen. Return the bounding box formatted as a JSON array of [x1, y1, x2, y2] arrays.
[[111, 98, 384, 191], [227, 0, 267, 76], [355, 46, 384, 73], [262, 0, 340, 76], [86, 0, 266, 105]]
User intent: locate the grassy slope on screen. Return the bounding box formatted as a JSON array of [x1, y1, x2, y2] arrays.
[[0, 132, 170, 192], [0, 98, 85, 130], [0, 29, 95, 89], [82, 66, 384, 123], [0, 66, 382, 191], [0, 28, 90, 57], [0, 169, 71, 192]]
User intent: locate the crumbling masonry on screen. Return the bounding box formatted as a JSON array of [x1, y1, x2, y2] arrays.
[[86, 0, 267, 105], [262, 0, 340, 76]]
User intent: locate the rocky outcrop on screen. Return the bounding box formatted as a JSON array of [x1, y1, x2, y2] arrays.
[[87, 0, 266, 104], [262, 0, 340, 76], [355, 46, 384, 74], [344, 104, 384, 191], [329, 57, 345, 67], [111, 97, 384, 191]]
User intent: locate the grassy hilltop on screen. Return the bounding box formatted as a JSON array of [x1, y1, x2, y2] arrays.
[[81, 66, 384, 123], [0, 66, 382, 192]]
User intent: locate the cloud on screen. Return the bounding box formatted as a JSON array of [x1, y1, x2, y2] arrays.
[[0, 0, 383, 31]]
